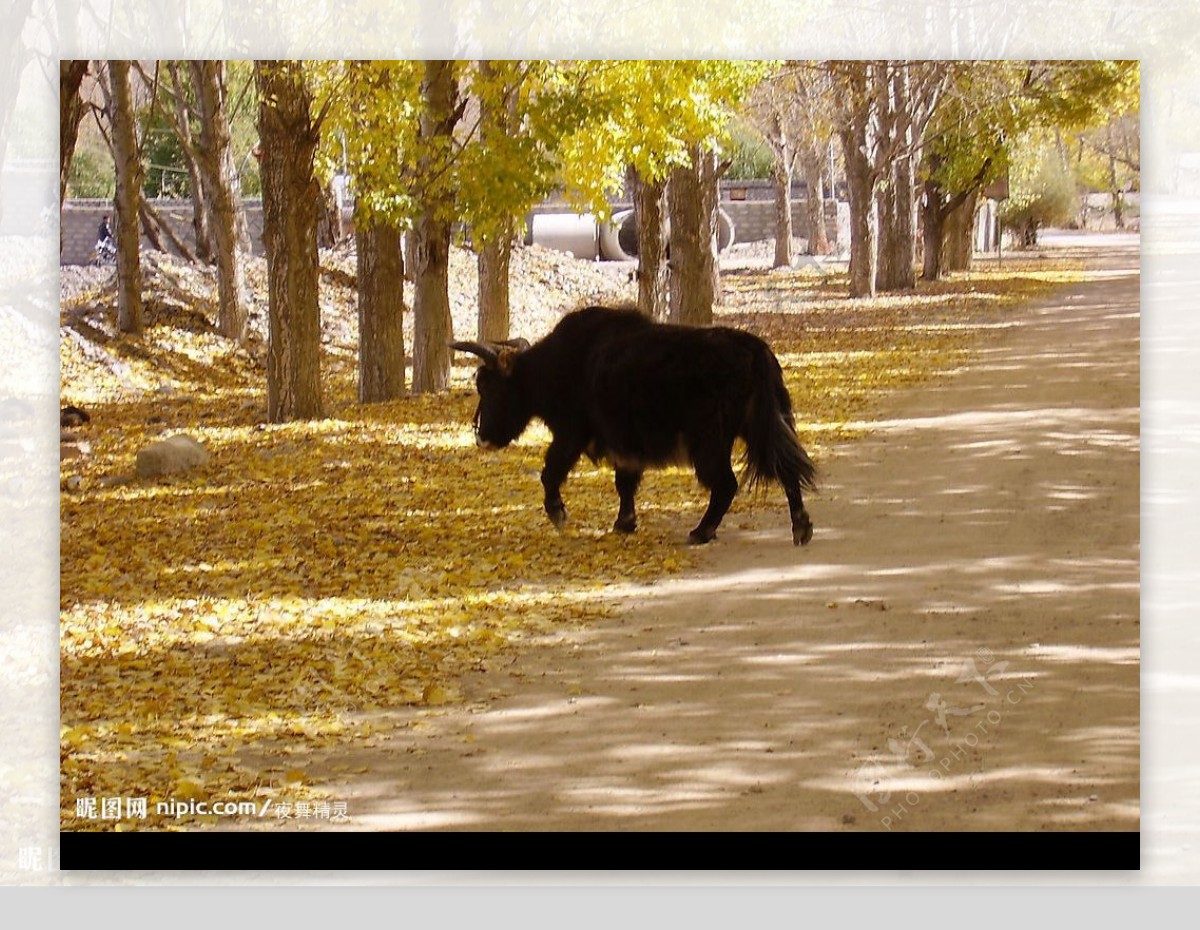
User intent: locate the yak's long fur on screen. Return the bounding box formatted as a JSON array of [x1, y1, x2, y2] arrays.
[[453, 305, 815, 545]]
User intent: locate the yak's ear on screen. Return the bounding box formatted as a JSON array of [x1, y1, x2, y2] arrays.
[[495, 346, 521, 375], [495, 337, 530, 374]]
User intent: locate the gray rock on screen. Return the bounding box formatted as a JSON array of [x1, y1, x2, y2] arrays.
[[135, 434, 209, 478], [60, 437, 90, 459]]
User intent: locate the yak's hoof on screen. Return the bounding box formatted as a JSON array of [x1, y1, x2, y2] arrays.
[[793, 516, 814, 547], [547, 505, 568, 530], [613, 514, 637, 534], [688, 526, 716, 545]]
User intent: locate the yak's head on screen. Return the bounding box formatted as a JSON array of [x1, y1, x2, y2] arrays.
[[450, 338, 532, 450]]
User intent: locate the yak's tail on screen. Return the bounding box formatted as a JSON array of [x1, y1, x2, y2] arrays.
[[741, 344, 817, 493]]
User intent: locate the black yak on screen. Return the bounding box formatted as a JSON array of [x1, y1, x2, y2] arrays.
[[452, 306, 815, 545]]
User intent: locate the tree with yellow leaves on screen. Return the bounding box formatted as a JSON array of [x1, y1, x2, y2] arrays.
[[555, 60, 768, 323]]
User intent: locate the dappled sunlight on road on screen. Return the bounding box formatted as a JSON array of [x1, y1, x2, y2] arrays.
[[280, 240, 1139, 833]]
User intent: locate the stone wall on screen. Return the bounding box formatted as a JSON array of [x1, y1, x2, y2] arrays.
[[722, 199, 839, 245], [528, 178, 841, 250], [60, 199, 267, 265], [61, 181, 840, 265]]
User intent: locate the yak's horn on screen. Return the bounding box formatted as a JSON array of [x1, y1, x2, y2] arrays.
[[449, 341, 501, 366], [450, 338, 530, 366]]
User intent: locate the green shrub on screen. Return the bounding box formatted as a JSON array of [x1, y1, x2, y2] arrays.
[[724, 120, 776, 181], [67, 147, 115, 199], [1000, 156, 1078, 246]]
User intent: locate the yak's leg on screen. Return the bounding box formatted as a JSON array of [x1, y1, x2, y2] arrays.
[[775, 439, 815, 546], [613, 467, 643, 533], [783, 479, 814, 546], [541, 437, 583, 530], [689, 447, 739, 545]]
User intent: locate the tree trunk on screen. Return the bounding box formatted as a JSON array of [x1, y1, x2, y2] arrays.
[[921, 177, 946, 281], [59, 60, 89, 210], [838, 62, 881, 299], [255, 60, 323, 422], [877, 152, 917, 291], [943, 188, 979, 273], [876, 66, 917, 292], [766, 109, 794, 269], [896, 155, 917, 287], [356, 212, 407, 402], [191, 60, 250, 342], [838, 59, 947, 295], [327, 178, 348, 242], [841, 127, 878, 299], [877, 171, 896, 290], [477, 224, 512, 342], [475, 59, 514, 341], [165, 61, 212, 262], [628, 166, 669, 319], [771, 148, 794, 268], [412, 209, 453, 393], [801, 146, 830, 256], [315, 184, 340, 247], [411, 60, 459, 395], [139, 199, 196, 260], [705, 153, 725, 308], [403, 230, 416, 282], [1109, 152, 1125, 230], [109, 60, 144, 335], [668, 145, 719, 327], [921, 147, 997, 281]]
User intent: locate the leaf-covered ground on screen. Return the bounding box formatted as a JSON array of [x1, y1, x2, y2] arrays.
[[59, 246, 1084, 829]]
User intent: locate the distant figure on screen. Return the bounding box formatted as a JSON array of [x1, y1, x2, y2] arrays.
[[94, 215, 116, 265]]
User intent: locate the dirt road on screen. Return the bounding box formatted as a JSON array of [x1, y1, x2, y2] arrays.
[[328, 235, 1140, 833]]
